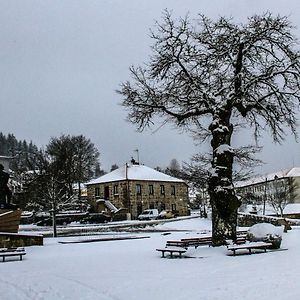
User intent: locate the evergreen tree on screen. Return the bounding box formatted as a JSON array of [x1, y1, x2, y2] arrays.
[[46, 134, 100, 199], [0, 132, 41, 171]]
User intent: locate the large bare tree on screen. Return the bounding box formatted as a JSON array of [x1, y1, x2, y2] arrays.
[[118, 12, 300, 245]]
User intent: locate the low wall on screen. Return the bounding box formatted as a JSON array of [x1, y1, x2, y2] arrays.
[[0, 232, 43, 248], [238, 213, 294, 230]]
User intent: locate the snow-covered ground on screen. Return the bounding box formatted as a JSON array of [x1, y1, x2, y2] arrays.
[[2, 217, 300, 300]]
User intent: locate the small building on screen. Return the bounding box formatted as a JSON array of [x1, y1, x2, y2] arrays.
[[86, 163, 189, 219]]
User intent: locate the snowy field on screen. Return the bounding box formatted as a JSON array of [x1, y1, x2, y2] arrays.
[[2, 217, 300, 300]]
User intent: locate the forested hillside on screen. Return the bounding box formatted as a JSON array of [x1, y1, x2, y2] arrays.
[[0, 132, 41, 171]]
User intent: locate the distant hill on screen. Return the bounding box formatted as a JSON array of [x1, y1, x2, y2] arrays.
[[0, 132, 40, 171]]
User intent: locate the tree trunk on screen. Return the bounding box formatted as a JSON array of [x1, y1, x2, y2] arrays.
[[208, 108, 241, 246], [78, 181, 81, 201], [52, 200, 57, 238]]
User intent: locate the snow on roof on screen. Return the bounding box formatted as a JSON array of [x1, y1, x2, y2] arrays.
[[235, 167, 300, 188], [86, 164, 186, 185]]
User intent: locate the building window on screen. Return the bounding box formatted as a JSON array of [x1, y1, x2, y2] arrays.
[[95, 187, 100, 197], [171, 185, 176, 196], [149, 184, 154, 195], [160, 185, 165, 195], [136, 184, 142, 195], [113, 184, 119, 195]]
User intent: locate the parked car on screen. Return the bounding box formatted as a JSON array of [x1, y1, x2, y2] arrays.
[[35, 218, 53, 226], [138, 209, 159, 220], [35, 217, 71, 226], [158, 210, 175, 219], [80, 213, 111, 224]]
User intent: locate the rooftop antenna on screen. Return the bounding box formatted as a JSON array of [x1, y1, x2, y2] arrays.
[[134, 149, 139, 164]]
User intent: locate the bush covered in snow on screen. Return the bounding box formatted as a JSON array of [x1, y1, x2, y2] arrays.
[[247, 223, 283, 249]]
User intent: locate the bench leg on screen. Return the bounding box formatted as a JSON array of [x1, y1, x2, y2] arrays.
[[161, 251, 165, 258], [2, 257, 4, 262], [20, 255, 23, 261]]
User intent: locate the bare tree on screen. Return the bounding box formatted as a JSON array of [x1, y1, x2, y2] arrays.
[[24, 150, 68, 237], [268, 177, 297, 217], [184, 145, 262, 184], [118, 11, 300, 245]]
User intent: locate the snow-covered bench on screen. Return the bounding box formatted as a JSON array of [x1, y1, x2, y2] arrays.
[[227, 242, 273, 256], [156, 246, 187, 258], [0, 247, 26, 262], [166, 236, 212, 249], [180, 236, 212, 248], [165, 240, 188, 248], [166, 231, 248, 249]]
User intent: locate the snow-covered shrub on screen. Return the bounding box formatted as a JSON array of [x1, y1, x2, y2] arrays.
[[247, 223, 283, 249]]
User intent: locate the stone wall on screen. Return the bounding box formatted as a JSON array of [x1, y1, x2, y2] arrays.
[[0, 233, 43, 248], [238, 213, 294, 230]]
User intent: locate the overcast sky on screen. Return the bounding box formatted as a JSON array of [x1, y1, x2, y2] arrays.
[[1, 0, 300, 174]]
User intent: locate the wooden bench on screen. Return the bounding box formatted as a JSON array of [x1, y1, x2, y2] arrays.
[[227, 242, 273, 256], [227, 234, 248, 245], [165, 240, 189, 248], [181, 237, 212, 248], [166, 231, 248, 250], [0, 247, 26, 262], [156, 247, 187, 258], [166, 236, 213, 249], [237, 230, 248, 236]]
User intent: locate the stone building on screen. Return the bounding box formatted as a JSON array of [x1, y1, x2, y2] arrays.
[[235, 167, 300, 209], [86, 163, 189, 219]]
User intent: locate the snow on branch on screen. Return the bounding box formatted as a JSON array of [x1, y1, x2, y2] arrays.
[[215, 144, 234, 155]]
